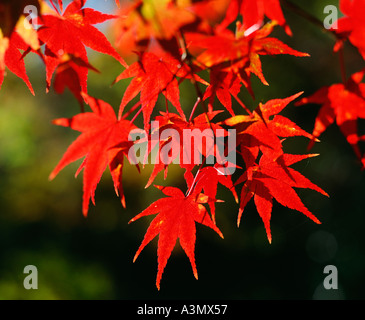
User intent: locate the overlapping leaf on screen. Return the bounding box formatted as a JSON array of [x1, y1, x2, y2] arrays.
[[236, 152, 328, 243], [142, 110, 228, 189], [114, 0, 196, 57], [203, 68, 242, 115], [115, 51, 208, 131], [193, 164, 238, 223], [193, 21, 308, 97], [223, 93, 317, 166], [219, 0, 291, 35], [37, 0, 125, 104]]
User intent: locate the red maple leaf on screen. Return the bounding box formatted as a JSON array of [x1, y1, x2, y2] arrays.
[[236, 153, 328, 243], [49, 93, 137, 216], [0, 30, 34, 94], [219, 0, 291, 36], [37, 0, 125, 103], [193, 21, 308, 94], [129, 185, 223, 290], [223, 93, 317, 165], [115, 51, 208, 131], [296, 70, 365, 167], [142, 110, 228, 189], [203, 68, 242, 116], [333, 0, 365, 59], [114, 0, 196, 56], [193, 164, 238, 223], [52, 55, 100, 107]]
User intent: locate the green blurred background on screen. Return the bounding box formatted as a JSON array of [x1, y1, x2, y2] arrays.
[[0, 0, 364, 299]]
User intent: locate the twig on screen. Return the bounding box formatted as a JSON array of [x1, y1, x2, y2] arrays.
[[281, 0, 338, 38]]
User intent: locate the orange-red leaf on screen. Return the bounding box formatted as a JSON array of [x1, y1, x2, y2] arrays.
[[0, 30, 34, 94], [143, 110, 226, 188], [296, 71, 365, 166], [203, 68, 242, 115], [38, 0, 125, 101], [224, 93, 316, 164], [219, 0, 291, 35], [194, 22, 308, 92], [114, 0, 196, 56], [115, 52, 187, 130], [334, 0, 365, 59], [50, 94, 137, 216], [129, 185, 223, 290], [237, 153, 328, 243], [194, 164, 238, 223]]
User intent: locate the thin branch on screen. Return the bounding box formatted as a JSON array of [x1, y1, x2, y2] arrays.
[[281, 0, 338, 38], [231, 92, 253, 116], [178, 32, 215, 132], [164, 92, 169, 114], [189, 97, 201, 122], [130, 107, 143, 124], [338, 47, 347, 84], [121, 100, 142, 120]]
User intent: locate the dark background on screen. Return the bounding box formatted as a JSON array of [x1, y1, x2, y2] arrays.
[[0, 0, 364, 299]]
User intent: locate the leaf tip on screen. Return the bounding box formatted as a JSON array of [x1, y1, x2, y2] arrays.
[[193, 270, 198, 280], [237, 209, 243, 227], [156, 275, 162, 291], [121, 196, 126, 208], [48, 172, 56, 181], [132, 254, 138, 263], [82, 208, 89, 218]]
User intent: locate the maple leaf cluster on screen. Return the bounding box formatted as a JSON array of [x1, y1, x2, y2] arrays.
[[0, 0, 362, 290]]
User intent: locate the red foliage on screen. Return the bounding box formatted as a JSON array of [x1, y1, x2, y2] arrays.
[[219, 0, 291, 35], [0, 30, 35, 94], [297, 70, 365, 167], [334, 0, 365, 59], [37, 0, 125, 105], [1, 0, 364, 289]]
